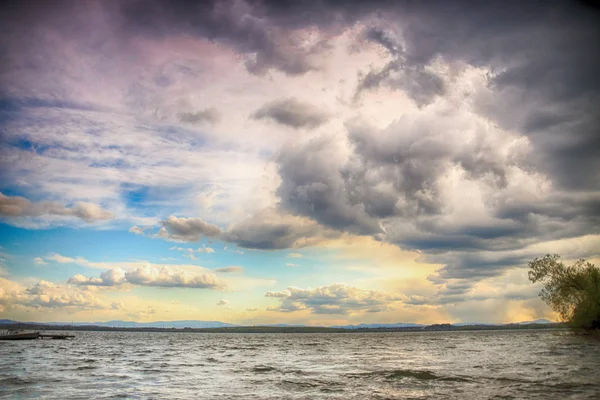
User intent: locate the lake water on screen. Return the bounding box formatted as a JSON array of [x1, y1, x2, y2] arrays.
[[1, 330, 599, 399]]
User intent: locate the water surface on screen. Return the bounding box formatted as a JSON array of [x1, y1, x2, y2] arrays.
[[1, 330, 599, 399]]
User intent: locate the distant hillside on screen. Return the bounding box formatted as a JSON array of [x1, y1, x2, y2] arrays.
[[332, 322, 423, 329], [6, 320, 237, 329], [85, 320, 237, 328], [517, 319, 554, 325]]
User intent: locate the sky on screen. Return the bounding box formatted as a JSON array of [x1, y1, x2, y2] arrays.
[[0, 0, 599, 326]]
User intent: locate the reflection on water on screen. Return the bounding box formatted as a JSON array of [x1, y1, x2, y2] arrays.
[[1, 330, 599, 399]]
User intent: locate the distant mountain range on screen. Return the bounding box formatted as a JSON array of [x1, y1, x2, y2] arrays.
[[0, 319, 235, 329], [331, 322, 424, 329], [0, 318, 555, 328], [517, 319, 554, 325]]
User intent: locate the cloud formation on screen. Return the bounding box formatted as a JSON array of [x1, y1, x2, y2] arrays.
[[355, 28, 446, 106], [178, 107, 220, 125], [135, 210, 339, 250], [252, 98, 330, 129], [265, 283, 403, 314], [1, 278, 107, 311], [222, 209, 340, 249], [215, 266, 243, 273], [0, 193, 114, 223], [1, 0, 599, 323], [159, 216, 222, 242], [69, 265, 223, 290]]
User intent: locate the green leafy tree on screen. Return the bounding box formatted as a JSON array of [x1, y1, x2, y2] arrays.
[[528, 254, 600, 330]]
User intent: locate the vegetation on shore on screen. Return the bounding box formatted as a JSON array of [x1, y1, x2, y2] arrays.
[[529, 254, 600, 332]]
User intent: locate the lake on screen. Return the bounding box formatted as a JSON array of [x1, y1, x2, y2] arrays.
[[1, 330, 599, 399]]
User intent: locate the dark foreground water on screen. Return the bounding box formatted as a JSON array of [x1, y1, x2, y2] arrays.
[[1, 330, 599, 399]]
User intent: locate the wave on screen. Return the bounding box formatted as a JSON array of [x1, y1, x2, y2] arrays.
[[252, 365, 277, 373], [349, 369, 473, 382], [75, 365, 98, 371]]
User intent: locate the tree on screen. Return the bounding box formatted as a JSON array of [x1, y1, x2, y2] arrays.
[[528, 254, 600, 331]]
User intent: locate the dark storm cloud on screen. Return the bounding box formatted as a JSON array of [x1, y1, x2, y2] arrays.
[[118, 0, 337, 76], [268, 0, 600, 286], [391, 1, 600, 189], [252, 98, 330, 129], [276, 134, 385, 235], [428, 253, 529, 282], [222, 210, 339, 250], [355, 29, 446, 106], [276, 114, 522, 236], [235, 0, 599, 189]]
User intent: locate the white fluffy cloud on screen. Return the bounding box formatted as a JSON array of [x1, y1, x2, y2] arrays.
[[129, 226, 145, 235], [0, 278, 108, 311], [69, 265, 224, 290]]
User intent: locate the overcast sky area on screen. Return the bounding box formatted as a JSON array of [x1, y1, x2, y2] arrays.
[[1, 0, 599, 325]]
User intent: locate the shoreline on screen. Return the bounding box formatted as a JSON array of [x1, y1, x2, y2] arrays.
[[2, 323, 568, 334]]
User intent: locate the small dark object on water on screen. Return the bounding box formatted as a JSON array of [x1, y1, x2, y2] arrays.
[[0, 330, 40, 340], [0, 330, 75, 340], [39, 333, 75, 340]]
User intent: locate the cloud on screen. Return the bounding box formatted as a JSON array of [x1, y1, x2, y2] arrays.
[[145, 211, 339, 250], [33, 257, 47, 265], [252, 98, 330, 129], [159, 216, 222, 242], [274, 98, 599, 282], [287, 253, 303, 258], [286, 263, 300, 267], [246, 307, 258, 312], [124, 265, 223, 289], [68, 268, 126, 287], [215, 266, 244, 273], [0, 193, 114, 223], [178, 107, 220, 125], [111, 301, 125, 310], [129, 226, 145, 235], [217, 299, 229, 306], [168, 245, 216, 259], [222, 209, 340, 249], [0, 278, 108, 311], [117, 0, 337, 76], [2, 0, 599, 314], [355, 28, 446, 106], [265, 283, 403, 314], [68, 265, 223, 290], [45, 253, 88, 264]]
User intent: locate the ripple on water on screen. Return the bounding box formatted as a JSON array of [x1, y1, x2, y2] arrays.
[[1, 330, 599, 399], [252, 365, 277, 373]]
